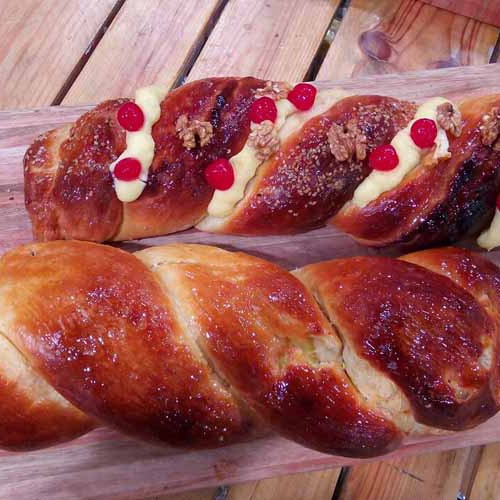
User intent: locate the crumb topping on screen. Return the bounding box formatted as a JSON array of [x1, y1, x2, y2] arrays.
[[248, 120, 280, 161], [479, 107, 500, 150], [328, 120, 367, 162], [254, 81, 293, 101], [175, 114, 213, 149], [436, 103, 463, 137]]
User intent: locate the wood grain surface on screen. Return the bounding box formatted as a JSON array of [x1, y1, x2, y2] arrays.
[[186, 0, 340, 82], [335, 447, 481, 499], [0, 0, 118, 108], [470, 444, 500, 499], [317, 0, 499, 80], [1, 64, 500, 499], [0, 410, 498, 499], [225, 468, 341, 500], [62, 0, 225, 104], [421, 0, 500, 28]]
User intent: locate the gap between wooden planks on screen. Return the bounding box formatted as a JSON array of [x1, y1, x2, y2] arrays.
[[0, 65, 500, 500]]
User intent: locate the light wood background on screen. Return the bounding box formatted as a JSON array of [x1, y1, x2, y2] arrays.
[[1, 1, 500, 499], [420, 0, 500, 27]]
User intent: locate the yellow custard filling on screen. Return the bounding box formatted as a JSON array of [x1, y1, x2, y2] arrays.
[[110, 85, 168, 203], [352, 97, 452, 208], [206, 88, 350, 218], [207, 99, 295, 218], [478, 209, 500, 250]]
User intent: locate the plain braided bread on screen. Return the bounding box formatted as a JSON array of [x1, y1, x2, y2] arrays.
[[0, 241, 499, 456]]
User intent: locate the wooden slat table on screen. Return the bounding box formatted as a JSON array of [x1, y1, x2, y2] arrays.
[[1, 1, 500, 499]]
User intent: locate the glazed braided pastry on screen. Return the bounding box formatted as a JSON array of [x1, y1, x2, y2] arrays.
[[1, 240, 499, 457], [24, 77, 500, 250]]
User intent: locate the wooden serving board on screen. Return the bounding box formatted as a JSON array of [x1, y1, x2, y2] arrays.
[[1, 63, 500, 499]]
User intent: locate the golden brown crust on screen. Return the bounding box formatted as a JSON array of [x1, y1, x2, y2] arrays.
[[0, 242, 498, 455], [0, 334, 95, 451], [24, 100, 126, 242], [296, 251, 500, 431], [137, 244, 401, 457], [334, 95, 500, 249], [0, 241, 258, 448]]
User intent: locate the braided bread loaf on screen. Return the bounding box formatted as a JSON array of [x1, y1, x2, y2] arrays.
[[1, 241, 498, 456], [24, 77, 500, 250]]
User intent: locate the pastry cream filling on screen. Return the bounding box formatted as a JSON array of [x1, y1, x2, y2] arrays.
[[478, 209, 500, 250], [110, 85, 168, 203], [352, 97, 452, 208], [206, 88, 350, 218], [207, 99, 295, 217]]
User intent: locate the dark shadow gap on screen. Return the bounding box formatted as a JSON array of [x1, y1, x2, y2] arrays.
[[331, 466, 350, 500], [172, 0, 231, 89], [51, 0, 127, 105], [305, 0, 352, 82], [490, 32, 500, 63]]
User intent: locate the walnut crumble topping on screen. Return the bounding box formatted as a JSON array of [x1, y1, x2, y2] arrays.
[[254, 81, 292, 101], [175, 114, 213, 149], [436, 103, 463, 137], [479, 107, 500, 150], [247, 120, 280, 161], [328, 120, 367, 162]]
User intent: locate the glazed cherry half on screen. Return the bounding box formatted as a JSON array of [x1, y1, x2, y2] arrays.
[[410, 118, 438, 149], [287, 83, 317, 111], [117, 102, 145, 132], [369, 144, 399, 171], [204, 158, 235, 190], [250, 96, 278, 124], [114, 158, 142, 181]]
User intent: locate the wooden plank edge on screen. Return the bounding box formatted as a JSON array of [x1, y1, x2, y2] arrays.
[[0, 413, 499, 499]]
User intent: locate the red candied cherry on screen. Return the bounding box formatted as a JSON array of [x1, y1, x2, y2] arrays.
[[496, 193, 500, 211], [287, 83, 317, 111], [117, 102, 145, 131], [114, 158, 142, 181], [369, 144, 399, 171], [250, 96, 277, 124], [204, 158, 234, 190], [410, 118, 438, 149]]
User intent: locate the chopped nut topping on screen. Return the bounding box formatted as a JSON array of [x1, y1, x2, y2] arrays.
[[327, 120, 367, 162], [479, 107, 500, 150], [175, 114, 213, 149], [247, 120, 280, 161], [436, 103, 463, 137], [254, 81, 293, 101]]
